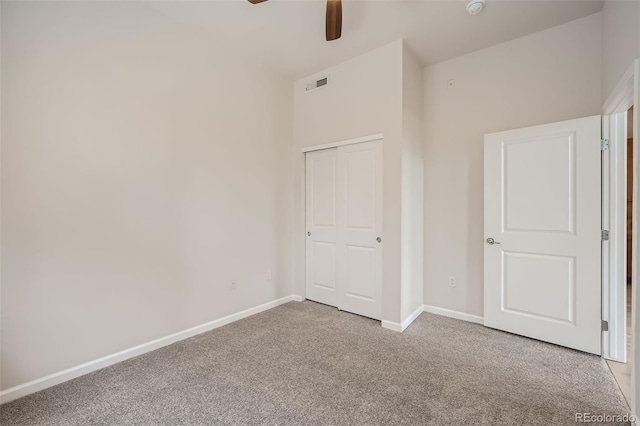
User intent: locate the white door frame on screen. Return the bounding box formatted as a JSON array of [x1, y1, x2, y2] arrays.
[[601, 59, 638, 411], [602, 62, 637, 361], [602, 109, 628, 362], [301, 133, 383, 154]]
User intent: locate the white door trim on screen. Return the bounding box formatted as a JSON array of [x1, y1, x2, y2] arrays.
[[602, 60, 636, 363], [602, 111, 628, 362], [633, 58, 639, 418], [301, 133, 383, 153], [601, 59, 638, 415], [603, 63, 635, 116]]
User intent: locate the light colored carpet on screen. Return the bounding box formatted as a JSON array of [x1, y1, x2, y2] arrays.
[[0, 301, 631, 425]]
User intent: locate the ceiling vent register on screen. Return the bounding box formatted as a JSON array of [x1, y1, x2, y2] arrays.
[[306, 76, 330, 93]]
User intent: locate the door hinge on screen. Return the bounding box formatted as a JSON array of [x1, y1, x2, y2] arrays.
[[602, 230, 610, 241], [601, 139, 609, 150], [602, 320, 609, 332]]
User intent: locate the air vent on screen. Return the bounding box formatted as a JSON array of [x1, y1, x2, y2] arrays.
[[305, 75, 330, 92]]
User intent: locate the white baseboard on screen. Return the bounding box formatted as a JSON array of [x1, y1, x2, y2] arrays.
[[0, 294, 304, 405], [422, 304, 484, 325], [402, 305, 425, 329], [381, 304, 424, 332], [381, 320, 402, 332]]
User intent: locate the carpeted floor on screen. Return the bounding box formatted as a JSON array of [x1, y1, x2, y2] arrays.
[[0, 301, 631, 425]]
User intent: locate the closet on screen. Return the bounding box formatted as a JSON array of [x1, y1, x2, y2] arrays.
[[305, 140, 383, 320]]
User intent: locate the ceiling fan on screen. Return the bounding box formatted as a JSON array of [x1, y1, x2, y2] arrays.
[[247, 0, 343, 41]]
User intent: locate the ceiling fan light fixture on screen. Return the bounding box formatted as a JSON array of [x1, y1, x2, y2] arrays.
[[466, 0, 486, 15]]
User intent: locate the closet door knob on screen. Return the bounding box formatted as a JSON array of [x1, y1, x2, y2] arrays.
[[307, 232, 311, 236], [376, 237, 382, 243]]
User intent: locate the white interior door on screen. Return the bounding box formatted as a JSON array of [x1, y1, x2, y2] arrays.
[[484, 115, 602, 355], [306, 148, 338, 307], [337, 140, 383, 320], [305, 140, 383, 320]]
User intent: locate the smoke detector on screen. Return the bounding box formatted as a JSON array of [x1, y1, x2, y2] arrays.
[[466, 0, 486, 15]]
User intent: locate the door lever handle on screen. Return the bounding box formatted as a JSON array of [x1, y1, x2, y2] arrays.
[[486, 238, 501, 245]]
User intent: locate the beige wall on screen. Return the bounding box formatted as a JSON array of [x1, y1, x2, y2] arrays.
[[601, 0, 640, 104], [401, 44, 424, 320], [423, 13, 602, 316], [293, 40, 404, 323], [1, 2, 293, 390]]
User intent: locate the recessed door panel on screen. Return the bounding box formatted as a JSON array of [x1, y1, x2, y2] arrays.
[[502, 252, 575, 324], [311, 157, 336, 228], [311, 242, 336, 290], [345, 150, 375, 230], [504, 134, 575, 234], [345, 245, 375, 300]]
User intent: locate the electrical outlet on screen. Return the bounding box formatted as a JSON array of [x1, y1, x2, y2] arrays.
[[230, 280, 237, 290], [448, 276, 456, 287]]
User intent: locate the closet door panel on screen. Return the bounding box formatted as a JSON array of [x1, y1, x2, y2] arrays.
[[337, 140, 382, 320], [305, 148, 338, 307]]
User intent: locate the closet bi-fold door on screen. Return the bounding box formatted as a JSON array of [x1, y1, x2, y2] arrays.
[[305, 140, 382, 320]]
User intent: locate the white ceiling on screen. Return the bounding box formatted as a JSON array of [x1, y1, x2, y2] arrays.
[[149, 0, 604, 79]]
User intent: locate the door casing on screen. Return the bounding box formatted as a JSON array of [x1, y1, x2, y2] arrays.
[[602, 61, 637, 364]]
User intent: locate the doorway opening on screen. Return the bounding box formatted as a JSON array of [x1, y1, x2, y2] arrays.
[[606, 106, 634, 405]]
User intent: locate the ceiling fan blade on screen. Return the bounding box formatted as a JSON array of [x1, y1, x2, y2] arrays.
[[248, 0, 268, 4], [325, 0, 342, 41]]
